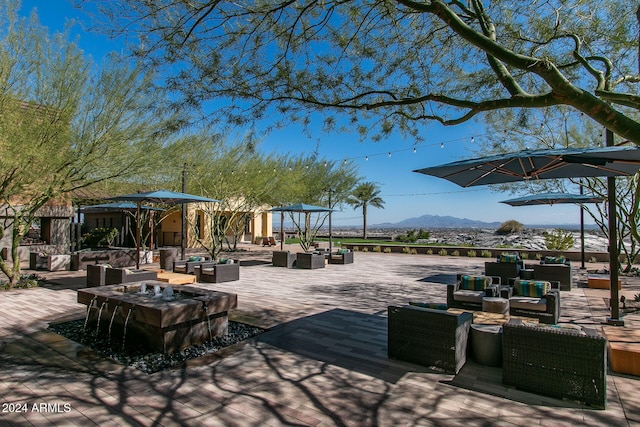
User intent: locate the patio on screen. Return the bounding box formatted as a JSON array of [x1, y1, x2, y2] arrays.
[[1, 248, 640, 425]]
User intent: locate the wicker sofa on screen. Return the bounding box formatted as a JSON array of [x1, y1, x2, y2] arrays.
[[173, 256, 212, 274], [446, 274, 501, 311], [502, 278, 561, 324], [104, 267, 157, 285], [195, 262, 240, 283], [502, 319, 607, 408], [388, 305, 472, 374]]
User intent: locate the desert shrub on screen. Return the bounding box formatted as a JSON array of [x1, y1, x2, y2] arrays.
[[535, 253, 542, 260], [467, 250, 477, 257], [362, 247, 368, 252], [402, 246, 410, 254], [426, 249, 433, 255], [438, 249, 448, 256], [520, 252, 529, 259], [411, 248, 418, 254], [589, 256, 597, 263], [481, 250, 493, 258], [544, 229, 575, 251], [372, 246, 381, 252], [396, 228, 430, 243], [81, 227, 118, 247], [383, 247, 392, 253], [496, 219, 524, 235], [451, 250, 460, 256], [351, 246, 360, 251]]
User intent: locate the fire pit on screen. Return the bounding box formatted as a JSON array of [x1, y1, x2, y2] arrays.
[[77, 281, 237, 354]]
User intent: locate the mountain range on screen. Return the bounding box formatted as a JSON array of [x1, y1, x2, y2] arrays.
[[374, 214, 500, 229]]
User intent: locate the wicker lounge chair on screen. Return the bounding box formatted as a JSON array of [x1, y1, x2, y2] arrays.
[[272, 251, 296, 268], [502, 278, 560, 324], [484, 253, 524, 284], [328, 250, 354, 264], [502, 319, 607, 408], [388, 305, 472, 374], [195, 262, 240, 283], [446, 274, 501, 311], [533, 257, 572, 291]]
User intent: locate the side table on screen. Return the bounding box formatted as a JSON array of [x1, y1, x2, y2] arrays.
[[482, 297, 510, 314], [470, 324, 503, 367]]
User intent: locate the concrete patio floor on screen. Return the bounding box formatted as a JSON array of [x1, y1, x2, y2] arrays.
[[1, 247, 640, 426]]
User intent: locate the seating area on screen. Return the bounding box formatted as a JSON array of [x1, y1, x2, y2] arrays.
[[502, 278, 561, 324]]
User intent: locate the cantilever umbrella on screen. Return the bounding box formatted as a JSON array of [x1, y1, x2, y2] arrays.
[[107, 190, 220, 268], [269, 203, 334, 251], [415, 145, 640, 324], [500, 192, 605, 268]]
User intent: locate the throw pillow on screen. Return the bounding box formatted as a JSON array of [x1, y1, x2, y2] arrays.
[[409, 302, 448, 310], [544, 256, 566, 264], [499, 253, 519, 263], [514, 279, 551, 297], [460, 275, 489, 291]]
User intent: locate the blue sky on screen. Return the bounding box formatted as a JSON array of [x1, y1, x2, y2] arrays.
[[19, 0, 588, 227]]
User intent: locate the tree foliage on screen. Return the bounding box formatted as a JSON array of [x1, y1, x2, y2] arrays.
[[496, 220, 524, 235], [347, 182, 385, 239], [94, 0, 640, 143], [0, 1, 180, 286], [543, 229, 575, 251]]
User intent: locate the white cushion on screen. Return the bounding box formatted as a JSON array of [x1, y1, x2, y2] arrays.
[[510, 296, 547, 311], [454, 289, 484, 303]]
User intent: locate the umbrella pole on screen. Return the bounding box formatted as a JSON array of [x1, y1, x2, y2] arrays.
[[136, 203, 141, 269], [605, 129, 623, 326], [280, 211, 284, 251]]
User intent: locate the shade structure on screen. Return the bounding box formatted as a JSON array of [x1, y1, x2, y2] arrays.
[[81, 202, 164, 211], [269, 204, 334, 251], [500, 192, 605, 267], [414, 146, 640, 187], [107, 190, 220, 268], [415, 145, 640, 324], [499, 192, 605, 207]]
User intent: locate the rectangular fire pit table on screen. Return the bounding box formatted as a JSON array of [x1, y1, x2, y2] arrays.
[[77, 281, 237, 353]]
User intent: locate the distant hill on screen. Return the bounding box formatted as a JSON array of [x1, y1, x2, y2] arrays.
[[374, 214, 501, 229]]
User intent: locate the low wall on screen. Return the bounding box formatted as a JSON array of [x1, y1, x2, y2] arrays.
[[71, 249, 138, 271], [342, 244, 612, 263]]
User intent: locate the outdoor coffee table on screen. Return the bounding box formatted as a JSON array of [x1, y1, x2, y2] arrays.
[[482, 297, 509, 314], [470, 323, 502, 367]]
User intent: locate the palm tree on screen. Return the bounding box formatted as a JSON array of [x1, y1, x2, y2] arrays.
[[347, 182, 385, 239]]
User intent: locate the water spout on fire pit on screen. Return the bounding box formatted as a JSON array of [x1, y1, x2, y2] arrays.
[[122, 306, 134, 351], [162, 286, 174, 301], [83, 296, 98, 332], [139, 283, 147, 294], [108, 304, 121, 343], [154, 284, 161, 297], [96, 300, 108, 334]]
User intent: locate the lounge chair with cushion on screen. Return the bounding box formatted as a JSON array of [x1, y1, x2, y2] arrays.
[[296, 252, 325, 269], [328, 249, 354, 264], [104, 267, 158, 285], [195, 259, 239, 283], [388, 305, 473, 374], [446, 274, 501, 311], [484, 252, 524, 284], [502, 278, 560, 324], [533, 256, 572, 291]]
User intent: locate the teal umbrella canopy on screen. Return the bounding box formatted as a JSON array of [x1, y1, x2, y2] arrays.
[[81, 202, 164, 211], [107, 189, 219, 204], [414, 146, 640, 187], [269, 203, 333, 212], [500, 192, 604, 207]]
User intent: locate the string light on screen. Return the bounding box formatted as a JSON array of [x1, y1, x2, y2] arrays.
[[413, 147, 417, 153], [440, 142, 444, 148], [365, 156, 368, 161], [471, 136, 475, 142], [388, 152, 392, 157]]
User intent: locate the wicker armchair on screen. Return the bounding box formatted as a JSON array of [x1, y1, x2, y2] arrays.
[[388, 305, 472, 374], [533, 260, 572, 291], [195, 263, 240, 283], [272, 251, 296, 268], [502, 278, 560, 324], [328, 250, 354, 264], [502, 319, 607, 408], [446, 274, 501, 311]]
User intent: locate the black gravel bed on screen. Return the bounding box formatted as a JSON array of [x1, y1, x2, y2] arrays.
[[48, 319, 264, 374]]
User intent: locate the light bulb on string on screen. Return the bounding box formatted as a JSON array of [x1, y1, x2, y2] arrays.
[[413, 148, 416, 153], [365, 156, 368, 161], [388, 152, 391, 158], [440, 143, 444, 148], [471, 136, 475, 143]]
